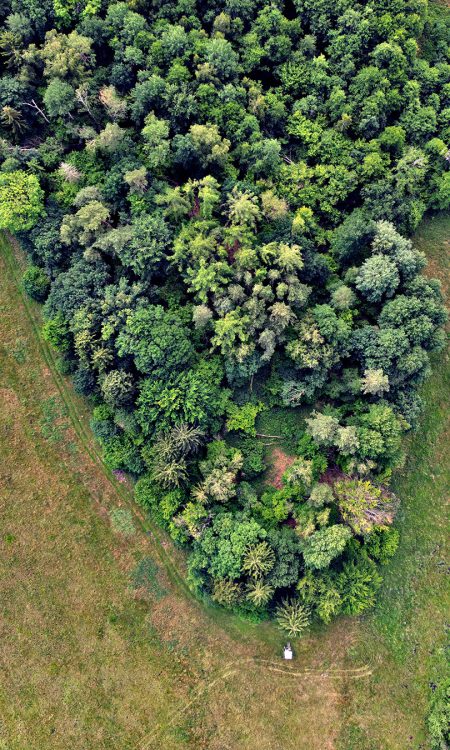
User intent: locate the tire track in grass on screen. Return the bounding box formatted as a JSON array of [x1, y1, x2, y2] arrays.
[[138, 660, 373, 749]]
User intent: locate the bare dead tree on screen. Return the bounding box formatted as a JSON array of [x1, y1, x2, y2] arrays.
[[20, 99, 50, 124]]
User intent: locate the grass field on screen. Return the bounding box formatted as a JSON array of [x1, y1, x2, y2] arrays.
[[0, 213, 448, 749]]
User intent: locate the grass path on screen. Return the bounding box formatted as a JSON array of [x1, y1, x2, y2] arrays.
[[0, 213, 448, 749]]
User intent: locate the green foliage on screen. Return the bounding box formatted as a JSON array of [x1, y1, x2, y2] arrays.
[[427, 678, 450, 750], [189, 512, 266, 582], [307, 483, 334, 509], [337, 560, 382, 615], [334, 480, 397, 536], [211, 578, 242, 607], [134, 475, 159, 511], [226, 401, 265, 436], [364, 527, 399, 565], [137, 359, 229, 436], [43, 79, 75, 118], [245, 578, 274, 608], [2, 0, 448, 623], [302, 525, 352, 570], [242, 542, 275, 579], [101, 369, 135, 407], [297, 570, 343, 624], [238, 437, 266, 478], [0, 172, 44, 231], [275, 599, 310, 638], [22, 265, 50, 302], [355, 255, 400, 302], [42, 313, 70, 352]]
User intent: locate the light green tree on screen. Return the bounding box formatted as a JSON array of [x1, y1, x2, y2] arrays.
[[0, 171, 44, 232]]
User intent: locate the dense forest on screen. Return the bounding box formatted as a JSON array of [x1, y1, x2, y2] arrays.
[[0, 0, 448, 632]]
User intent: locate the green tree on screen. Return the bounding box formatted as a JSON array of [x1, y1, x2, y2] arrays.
[[242, 541, 275, 578], [100, 369, 135, 408], [355, 254, 400, 302], [361, 369, 390, 396], [334, 479, 397, 536], [0, 172, 44, 232], [337, 559, 382, 615], [141, 112, 171, 170], [43, 78, 75, 118], [136, 359, 229, 436], [212, 578, 242, 606], [302, 525, 351, 570], [117, 305, 193, 376], [246, 578, 274, 607], [226, 401, 264, 436]]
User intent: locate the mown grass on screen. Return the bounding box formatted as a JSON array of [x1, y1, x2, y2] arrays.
[[0, 213, 448, 750]]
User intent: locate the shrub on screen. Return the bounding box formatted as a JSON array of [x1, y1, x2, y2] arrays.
[[275, 598, 311, 637], [242, 541, 276, 578], [22, 266, 50, 302], [337, 560, 382, 615], [427, 678, 450, 750], [364, 527, 400, 564], [135, 475, 160, 511]]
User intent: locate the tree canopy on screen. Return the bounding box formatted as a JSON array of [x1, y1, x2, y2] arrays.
[[2, 0, 448, 627]]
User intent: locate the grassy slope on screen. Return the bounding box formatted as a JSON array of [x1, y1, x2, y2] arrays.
[[0, 213, 448, 750]]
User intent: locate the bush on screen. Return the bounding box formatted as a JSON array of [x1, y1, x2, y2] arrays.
[[364, 527, 400, 564], [275, 598, 311, 638], [337, 559, 382, 615], [135, 475, 160, 510], [22, 266, 50, 302], [239, 436, 267, 478], [42, 314, 71, 352], [427, 678, 450, 750]]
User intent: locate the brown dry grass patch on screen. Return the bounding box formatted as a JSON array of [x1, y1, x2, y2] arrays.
[[266, 446, 296, 489]]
